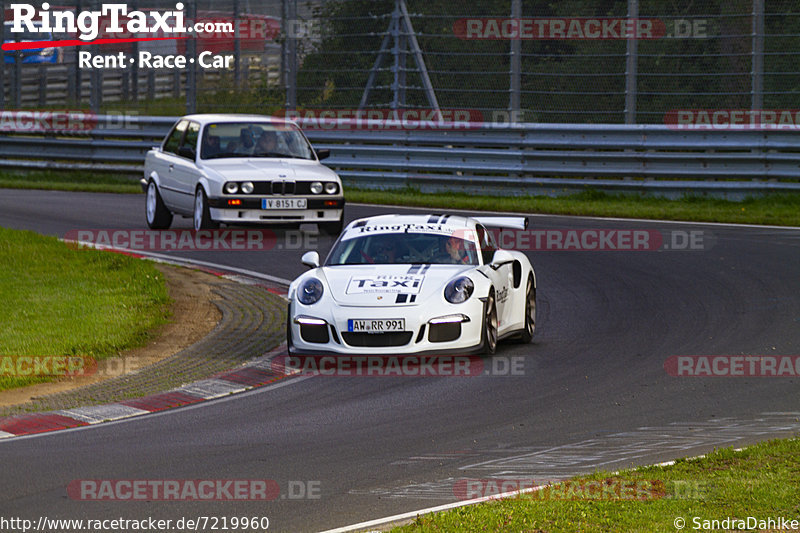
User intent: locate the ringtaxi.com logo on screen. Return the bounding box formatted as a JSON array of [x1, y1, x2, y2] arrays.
[[8, 3, 230, 42]]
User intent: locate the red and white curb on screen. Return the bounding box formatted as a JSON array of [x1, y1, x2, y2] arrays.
[[0, 345, 290, 440]]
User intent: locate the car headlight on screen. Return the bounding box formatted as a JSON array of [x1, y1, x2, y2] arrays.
[[298, 277, 324, 305], [38, 47, 55, 57], [310, 181, 323, 194], [241, 181, 254, 194], [444, 276, 474, 304], [324, 182, 338, 194], [224, 182, 238, 194]]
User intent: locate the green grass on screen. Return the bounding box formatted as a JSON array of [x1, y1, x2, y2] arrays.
[[392, 438, 800, 533], [0, 169, 141, 194], [2, 169, 799, 226], [349, 188, 800, 227], [0, 226, 169, 391]]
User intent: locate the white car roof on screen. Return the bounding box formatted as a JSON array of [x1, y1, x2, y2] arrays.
[[178, 114, 298, 127], [341, 214, 477, 240], [349, 214, 475, 229]]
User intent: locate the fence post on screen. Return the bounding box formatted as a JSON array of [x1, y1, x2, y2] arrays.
[[12, 22, 20, 108], [234, 0, 241, 88], [0, 2, 4, 110], [751, 0, 764, 110], [186, 0, 197, 113], [624, 0, 638, 124], [391, 3, 402, 109], [509, 0, 521, 120], [89, 0, 101, 113], [147, 69, 155, 100], [38, 65, 46, 107], [131, 0, 138, 103], [283, 0, 297, 110]]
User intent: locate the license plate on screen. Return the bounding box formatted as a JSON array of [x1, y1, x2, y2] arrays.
[[262, 198, 307, 209], [348, 319, 405, 332]]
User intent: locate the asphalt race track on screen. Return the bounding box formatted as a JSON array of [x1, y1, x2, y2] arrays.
[[1, 188, 799, 532]]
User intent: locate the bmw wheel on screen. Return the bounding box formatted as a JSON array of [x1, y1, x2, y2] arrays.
[[193, 187, 218, 231], [145, 180, 173, 230]]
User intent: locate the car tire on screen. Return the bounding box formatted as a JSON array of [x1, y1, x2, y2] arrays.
[[286, 302, 295, 353], [517, 274, 536, 344], [480, 289, 498, 355], [145, 180, 173, 230], [318, 217, 344, 236], [193, 187, 218, 231]]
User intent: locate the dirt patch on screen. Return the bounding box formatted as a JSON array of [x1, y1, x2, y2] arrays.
[[0, 263, 222, 409]]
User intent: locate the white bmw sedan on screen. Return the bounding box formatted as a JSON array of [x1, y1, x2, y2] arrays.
[[143, 114, 345, 234], [287, 214, 536, 355]]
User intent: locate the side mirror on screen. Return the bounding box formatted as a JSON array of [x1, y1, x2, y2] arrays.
[[178, 146, 196, 160], [316, 148, 330, 161], [301, 251, 320, 269], [490, 249, 514, 269]]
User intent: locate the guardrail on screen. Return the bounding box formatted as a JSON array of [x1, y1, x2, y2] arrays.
[[0, 114, 798, 198]]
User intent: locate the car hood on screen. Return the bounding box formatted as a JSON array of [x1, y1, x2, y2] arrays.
[[319, 264, 474, 307], [199, 158, 338, 182]]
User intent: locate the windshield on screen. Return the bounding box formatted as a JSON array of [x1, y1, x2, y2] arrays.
[[326, 232, 479, 266], [200, 122, 315, 160]]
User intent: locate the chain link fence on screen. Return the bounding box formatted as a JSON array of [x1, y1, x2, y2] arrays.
[[1, 0, 799, 125]]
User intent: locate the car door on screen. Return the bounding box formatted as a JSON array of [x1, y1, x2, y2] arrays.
[[477, 225, 514, 334], [156, 120, 189, 210], [170, 121, 202, 214]]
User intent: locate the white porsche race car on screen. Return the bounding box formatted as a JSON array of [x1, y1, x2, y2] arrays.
[[287, 214, 536, 355]]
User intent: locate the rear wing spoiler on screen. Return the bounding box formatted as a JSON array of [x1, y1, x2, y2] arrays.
[[473, 216, 528, 230]]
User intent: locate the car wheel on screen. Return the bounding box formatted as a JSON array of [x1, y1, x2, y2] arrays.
[[193, 187, 218, 231], [481, 289, 498, 355], [145, 180, 173, 230], [318, 217, 344, 236], [286, 303, 295, 353], [517, 274, 536, 343]]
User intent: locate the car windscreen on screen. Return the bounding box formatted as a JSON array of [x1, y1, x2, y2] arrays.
[[200, 122, 315, 160], [325, 232, 479, 266]]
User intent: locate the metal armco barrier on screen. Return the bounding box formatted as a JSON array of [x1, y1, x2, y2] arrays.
[[0, 114, 798, 198]]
